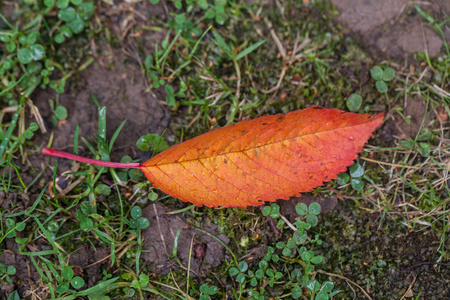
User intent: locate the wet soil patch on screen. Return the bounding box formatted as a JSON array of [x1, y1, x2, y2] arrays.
[[33, 0, 172, 164], [379, 96, 435, 146], [1, 2, 175, 299], [279, 194, 338, 223], [323, 201, 450, 299], [68, 246, 110, 287], [0, 241, 109, 299], [0, 240, 41, 299], [393, 98, 434, 138], [330, 0, 449, 60], [141, 202, 230, 277], [34, 47, 170, 164], [380, 97, 436, 144]]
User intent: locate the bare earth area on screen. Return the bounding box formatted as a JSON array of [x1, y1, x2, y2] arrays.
[[331, 0, 449, 59]]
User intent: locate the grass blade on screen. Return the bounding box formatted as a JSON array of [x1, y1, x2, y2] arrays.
[[0, 104, 22, 164], [212, 30, 234, 59], [74, 124, 80, 155], [236, 40, 266, 61], [188, 25, 212, 59], [77, 277, 119, 296], [109, 119, 127, 153], [98, 106, 107, 141]]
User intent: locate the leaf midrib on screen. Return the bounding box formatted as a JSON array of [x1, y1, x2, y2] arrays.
[[151, 116, 378, 167]]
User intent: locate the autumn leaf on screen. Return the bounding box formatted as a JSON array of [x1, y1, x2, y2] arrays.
[[140, 107, 383, 207], [43, 106, 384, 208]]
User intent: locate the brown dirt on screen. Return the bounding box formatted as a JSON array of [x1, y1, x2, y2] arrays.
[[141, 202, 230, 277], [0, 240, 42, 299], [2, 2, 173, 298], [0, 193, 42, 298], [279, 194, 338, 223], [33, 0, 171, 163], [379, 96, 434, 146], [68, 246, 110, 287], [0, 193, 109, 297], [0, 241, 109, 298], [330, 0, 449, 59], [0, 2, 14, 27], [34, 46, 170, 164], [325, 202, 450, 299], [394, 98, 433, 139], [378, 97, 435, 146]]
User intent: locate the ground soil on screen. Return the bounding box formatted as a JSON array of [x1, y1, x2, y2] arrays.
[[330, 0, 449, 60], [2, 1, 174, 297], [394, 98, 434, 138], [324, 201, 450, 299], [34, 47, 171, 163], [141, 202, 230, 277], [279, 194, 338, 223], [0, 240, 42, 299]]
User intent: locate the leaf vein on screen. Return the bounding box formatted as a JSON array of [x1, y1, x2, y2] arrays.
[[155, 118, 379, 166], [196, 159, 251, 206], [241, 150, 299, 187]]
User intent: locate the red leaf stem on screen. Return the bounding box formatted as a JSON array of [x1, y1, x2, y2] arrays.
[[42, 147, 141, 168]]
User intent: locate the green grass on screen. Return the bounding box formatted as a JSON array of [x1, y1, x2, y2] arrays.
[[1, 0, 449, 299]]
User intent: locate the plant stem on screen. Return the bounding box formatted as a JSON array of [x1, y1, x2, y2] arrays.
[[42, 147, 141, 168]]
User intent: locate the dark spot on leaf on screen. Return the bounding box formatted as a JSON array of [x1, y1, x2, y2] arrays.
[[241, 130, 248, 136], [224, 159, 227, 164], [254, 149, 261, 157], [262, 122, 267, 125], [277, 116, 284, 122]]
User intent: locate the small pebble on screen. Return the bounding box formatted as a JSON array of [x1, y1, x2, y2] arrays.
[[194, 243, 206, 258]]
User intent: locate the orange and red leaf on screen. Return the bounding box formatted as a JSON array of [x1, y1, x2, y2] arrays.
[[139, 107, 384, 208]]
